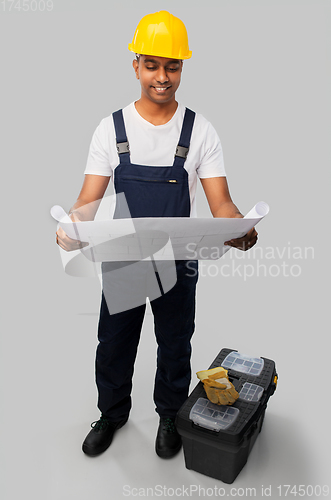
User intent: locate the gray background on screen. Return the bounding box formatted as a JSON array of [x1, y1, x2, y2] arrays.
[[1, 0, 330, 499]]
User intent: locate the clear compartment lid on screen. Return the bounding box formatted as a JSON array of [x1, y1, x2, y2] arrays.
[[238, 382, 264, 402], [221, 352, 264, 376], [189, 397, 240, 431]]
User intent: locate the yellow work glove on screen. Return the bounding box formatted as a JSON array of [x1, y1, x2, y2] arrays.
[[196, 367, 239, 406]]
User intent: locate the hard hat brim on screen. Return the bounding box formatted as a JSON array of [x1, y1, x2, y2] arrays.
[[128, 43, 192, 60]]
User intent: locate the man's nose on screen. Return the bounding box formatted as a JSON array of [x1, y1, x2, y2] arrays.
[[155, 67, 169, 84]]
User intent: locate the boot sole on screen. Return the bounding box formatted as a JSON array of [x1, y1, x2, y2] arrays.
[[155, 441, 182, 459]]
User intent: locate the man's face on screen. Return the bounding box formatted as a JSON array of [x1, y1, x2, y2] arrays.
[[133, 55, 183, 104]]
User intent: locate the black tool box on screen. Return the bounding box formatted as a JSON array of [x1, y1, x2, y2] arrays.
[[175, 348, 277, 484]]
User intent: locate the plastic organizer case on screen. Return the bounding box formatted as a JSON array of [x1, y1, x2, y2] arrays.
[[189, 398, 240, 431], [221, 351, 264, 376], [176, 348, 277, 484]]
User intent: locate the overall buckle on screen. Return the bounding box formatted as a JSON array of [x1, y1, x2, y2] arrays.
[[116, 141, 130, 154], [175, 145, 189, 158]]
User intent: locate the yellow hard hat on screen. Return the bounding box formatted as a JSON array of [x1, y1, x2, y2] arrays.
[[128, 11, 192, 60]]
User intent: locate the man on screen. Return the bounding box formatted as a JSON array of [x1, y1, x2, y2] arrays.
[[56, 11, 257, 459]]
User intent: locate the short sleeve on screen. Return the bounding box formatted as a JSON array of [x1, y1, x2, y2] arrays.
[[196, 121, 226, 179], [84, 119, 112, 177]]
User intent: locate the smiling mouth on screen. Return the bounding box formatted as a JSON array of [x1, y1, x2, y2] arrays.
[[152, 86, 171, 93]]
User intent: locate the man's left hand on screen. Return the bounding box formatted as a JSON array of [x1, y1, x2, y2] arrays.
[[224, 227, 258, 251]]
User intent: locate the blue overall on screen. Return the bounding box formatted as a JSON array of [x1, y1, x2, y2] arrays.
[[95, 107, 199, 420]]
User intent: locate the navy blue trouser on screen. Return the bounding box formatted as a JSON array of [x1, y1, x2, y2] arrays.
[[95, 260, 198, 421]]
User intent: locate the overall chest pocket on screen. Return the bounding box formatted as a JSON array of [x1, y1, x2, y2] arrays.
[[121, 176, 179, 184]]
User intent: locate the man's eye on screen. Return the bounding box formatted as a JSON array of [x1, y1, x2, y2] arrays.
[[146, 66, 178, 71]]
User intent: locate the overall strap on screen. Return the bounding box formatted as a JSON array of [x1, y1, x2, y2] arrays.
[[112, 109, 131, 164], [173, 107, 196, 168]]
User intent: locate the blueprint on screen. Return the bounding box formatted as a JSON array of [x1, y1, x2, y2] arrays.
[[51, 201, 269, 277]]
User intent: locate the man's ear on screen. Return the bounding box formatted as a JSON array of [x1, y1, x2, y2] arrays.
[[132, 59, 139, 80]]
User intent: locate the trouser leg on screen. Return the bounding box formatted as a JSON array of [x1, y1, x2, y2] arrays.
[[150, 260, 199, 418], [95, 292, 146, 421]]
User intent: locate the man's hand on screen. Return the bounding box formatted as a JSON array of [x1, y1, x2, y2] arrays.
[[56, 225, 89, 252], [55, 174, 110, 252], [200, 177, 259, 251], [56, 210, 89, 252], [224, 227, 258, 251]]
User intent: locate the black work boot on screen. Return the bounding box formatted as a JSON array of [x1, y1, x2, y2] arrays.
[[82, 414, 128, 457], [155, 417, 182, 459]]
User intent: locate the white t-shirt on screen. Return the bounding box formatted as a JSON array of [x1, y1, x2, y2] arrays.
[[84, 102, 226, 217]]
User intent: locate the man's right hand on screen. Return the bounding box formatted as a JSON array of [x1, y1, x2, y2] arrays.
[[56, 225, 89, 252], [55, 174, 110, 252]]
